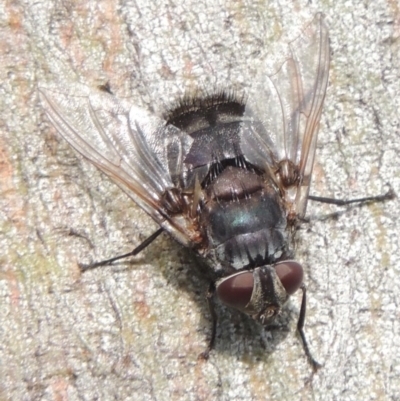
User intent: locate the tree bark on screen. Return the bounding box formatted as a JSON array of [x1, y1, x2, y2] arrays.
[[1, 1, 399, 400]]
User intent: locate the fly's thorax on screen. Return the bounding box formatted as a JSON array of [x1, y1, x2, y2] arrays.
[[199, 166, 289, 271]]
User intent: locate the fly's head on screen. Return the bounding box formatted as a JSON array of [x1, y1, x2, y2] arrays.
[[215, 261, 303, 325]]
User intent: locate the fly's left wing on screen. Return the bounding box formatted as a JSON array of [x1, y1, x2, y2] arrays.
[[242, 13, 330, 217], [39, 84, 198, 247]]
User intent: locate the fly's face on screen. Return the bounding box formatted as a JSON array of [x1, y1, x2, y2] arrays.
[[216, 261, 304, 325], [39, 13, 330, 368]]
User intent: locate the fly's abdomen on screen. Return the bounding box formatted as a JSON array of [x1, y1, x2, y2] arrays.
[[200, 166, 288, 271]]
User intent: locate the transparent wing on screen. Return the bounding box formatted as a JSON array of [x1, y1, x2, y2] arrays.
[[39, 84, 196, 246], [242, 13, 330, 217]]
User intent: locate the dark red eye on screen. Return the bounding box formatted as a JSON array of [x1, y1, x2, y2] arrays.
[[274, 261, 303, 295], [216, 272, 254, 310]]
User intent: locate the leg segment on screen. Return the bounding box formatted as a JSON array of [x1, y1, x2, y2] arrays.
[[297, 283, 322, 372], [199, 283, 218, 360], [80, 228, 163, 271]]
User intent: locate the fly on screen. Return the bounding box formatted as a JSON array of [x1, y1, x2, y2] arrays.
[[39, 14, 393, 370]]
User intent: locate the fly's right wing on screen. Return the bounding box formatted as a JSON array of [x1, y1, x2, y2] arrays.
[[242, 13, 330, 217]]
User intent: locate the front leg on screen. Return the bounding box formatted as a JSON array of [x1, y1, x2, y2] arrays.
[[297, 283, 322, 372], [199, 282, 217, 360]]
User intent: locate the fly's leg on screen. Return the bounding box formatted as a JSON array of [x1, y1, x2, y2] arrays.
[[79, 228, 163, 271], [199, 283, 217, 360], [297, 283, 322, 372], [308, 187, 395, 206]]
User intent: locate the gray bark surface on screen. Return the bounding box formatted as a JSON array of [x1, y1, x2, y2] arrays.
[[0, 1, 399, 400]]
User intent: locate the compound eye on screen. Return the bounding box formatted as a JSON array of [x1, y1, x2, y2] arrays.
[[216, 272, 254, 310], [274, 261, 303, 295]]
